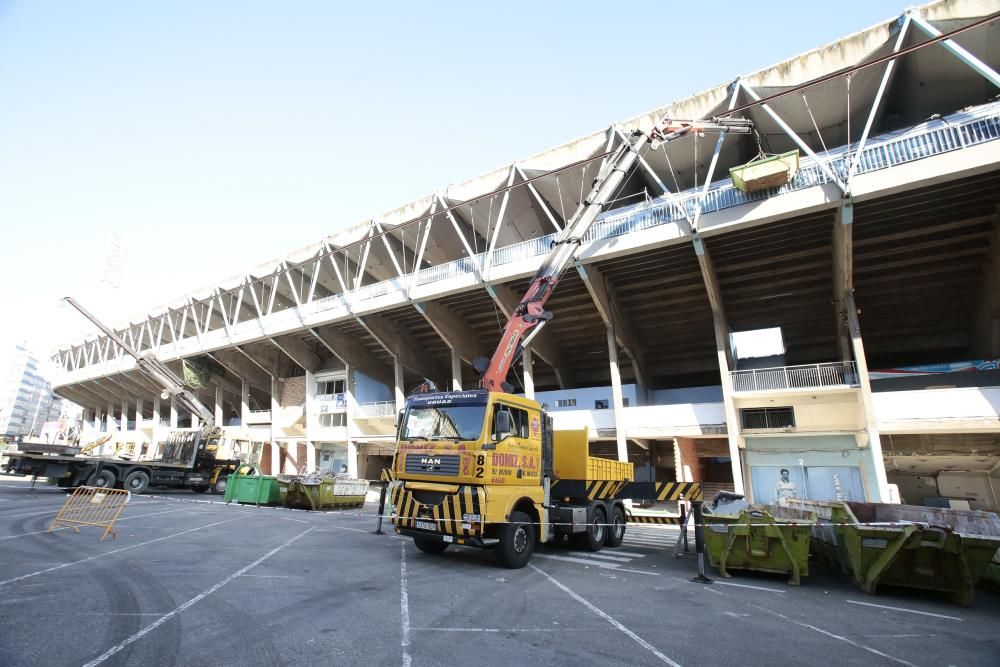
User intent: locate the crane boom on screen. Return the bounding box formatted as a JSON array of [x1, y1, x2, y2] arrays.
[[478, 116, 752, 392], [63, 297, 217, 427]]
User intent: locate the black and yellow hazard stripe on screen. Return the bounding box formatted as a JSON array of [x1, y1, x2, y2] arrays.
[[626, 514, 684, 525], [380, 468, 397, 482], [655, 481, 702, 502], [389, 482, 482, 537], [584, 479, 629, 500]]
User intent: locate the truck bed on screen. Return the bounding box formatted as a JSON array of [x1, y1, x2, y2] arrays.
[[6, 452, 193, 470], [552, 428, 633, 482]]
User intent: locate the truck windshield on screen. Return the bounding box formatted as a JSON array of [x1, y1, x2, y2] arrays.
[[401, 405, 486, 441]]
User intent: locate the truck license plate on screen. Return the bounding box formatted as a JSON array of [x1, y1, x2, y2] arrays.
[[414, 520, 435, 531]]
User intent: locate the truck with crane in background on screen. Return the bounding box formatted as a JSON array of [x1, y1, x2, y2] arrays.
[[388, 116, 751, 567], [3, 298, 246, 494]]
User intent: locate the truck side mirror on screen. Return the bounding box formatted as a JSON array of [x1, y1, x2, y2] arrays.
[[396, 410, 405, 430], [495, 410, 512, 439]]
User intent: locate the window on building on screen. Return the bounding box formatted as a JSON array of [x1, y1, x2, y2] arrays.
[[318, 379, 346, 395], [731, 327, 785, 360], [555, 398, 576, 408], [594, 399, 609, 410], [318, 413, 347, 427], [740, 407, 795, 430], [623, 398, 630, 407]]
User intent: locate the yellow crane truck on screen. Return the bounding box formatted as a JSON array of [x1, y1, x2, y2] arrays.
[[388, 117, 742, 566]]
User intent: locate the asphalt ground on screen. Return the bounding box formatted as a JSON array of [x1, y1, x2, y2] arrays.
[[1, 476, 998, 667]]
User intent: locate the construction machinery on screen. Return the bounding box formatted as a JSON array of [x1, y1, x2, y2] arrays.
[[389, 116, 750, 567], [3, 298, 243, 494]]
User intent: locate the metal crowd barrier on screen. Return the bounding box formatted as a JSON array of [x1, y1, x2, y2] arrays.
[[48, 486, 131, 543]]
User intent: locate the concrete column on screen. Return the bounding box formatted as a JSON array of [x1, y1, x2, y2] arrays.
[[347, 440, 359, 478], [136, 398, 144, 429], [674, 438, 703, 482], [120, 401, 128, 432], [152, 397, 161, 426], [450, 349, 462, 392], [106, 400, 115, 433], [94, 406, 102, 432], [607, 327, 628, 464], [522, 349, 535, 401], [712, 316, 745, 496], [393, 359, 405, 412], [305, 440, 316, 472], [846, 292, 890, 502], [169, 398, 178, 428], [214, 385, 224, 427], [240, 381, 250, 427], [270, 376, 280, 474], [190, 412, 199, 430]]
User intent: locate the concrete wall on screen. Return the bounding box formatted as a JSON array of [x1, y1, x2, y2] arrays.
[[354, 371, 393, 404], [651, 385, 723, 404], [532, 384, 640, 410], [735, 391, 864, 436], [874, 387, 1000, 432]]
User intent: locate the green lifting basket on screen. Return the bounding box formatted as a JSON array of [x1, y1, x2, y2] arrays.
[[730, 150, 800, 193]]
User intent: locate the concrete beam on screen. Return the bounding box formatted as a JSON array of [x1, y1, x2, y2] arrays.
[[416, 300, 484, 365], [974, 210, 1000, 357], [207, 350, 272, 390], [362, 313, 446, 383], [576, 262, 650, 390], [692, 236, 734, 370], [308, 326, 393, 386], [490, 283, 573, 389], [270, 334, 322, 373], [833, 201, 854, 362], [239, 342, 286, 377]]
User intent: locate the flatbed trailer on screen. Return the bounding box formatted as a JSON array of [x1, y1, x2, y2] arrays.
[[4, 430, 241, 495]]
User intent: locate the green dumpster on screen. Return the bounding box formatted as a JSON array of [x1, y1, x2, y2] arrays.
[[223, 474, 282, 506], [704, 504, 816, 585], [787, 498, 1000, 606], [283, 477, 370, 510]]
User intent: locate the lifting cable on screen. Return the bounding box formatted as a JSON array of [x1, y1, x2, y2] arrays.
[[801, 93, 829, 156]]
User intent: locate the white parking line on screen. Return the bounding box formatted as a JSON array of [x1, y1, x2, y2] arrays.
[[0, 518, 238, 587], [532, 553, 619, 569], [568, 552, 635, 563], [599, 549, 648, 558], [82, 525, 315, 667], [400, 541, 411, 667], [530, 563, 681, 666], [845, 599, 963, 621], [715, 581, 786, 594], [751, 604, 915, 666]]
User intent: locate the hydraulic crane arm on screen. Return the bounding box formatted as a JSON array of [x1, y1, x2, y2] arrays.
[[477, 116, 752, 392], [63, 297, 217, 427]]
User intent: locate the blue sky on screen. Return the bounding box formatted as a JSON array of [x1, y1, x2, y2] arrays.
[[0, 0, 911, 358]]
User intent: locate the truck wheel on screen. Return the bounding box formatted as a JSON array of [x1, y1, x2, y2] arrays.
[[604, 506, 625, 547], [572, 505, 606, 552], [123, 470, 150, 494], [87, 469, 117, 489], [413, 537, 449, 555], [496, 510, 535, 569], [211, 474, 229, 495]]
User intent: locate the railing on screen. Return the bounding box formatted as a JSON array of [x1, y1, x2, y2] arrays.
[[355, 401, 397, 418], [731, 362, 858, 393], [314, 393, 347, 408], [60, 102, 1000, 373]]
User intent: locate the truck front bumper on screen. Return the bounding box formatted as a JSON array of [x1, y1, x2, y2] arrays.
[[396, 527, 499, 549]]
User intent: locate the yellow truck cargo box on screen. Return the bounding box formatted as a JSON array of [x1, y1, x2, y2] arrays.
[[553, 428, 633, 482]]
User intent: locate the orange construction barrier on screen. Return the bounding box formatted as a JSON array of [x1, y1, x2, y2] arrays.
[[48, 486, 131, 543]]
